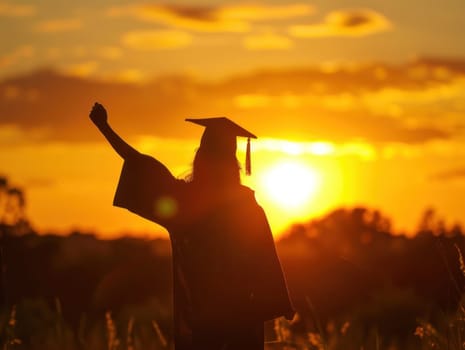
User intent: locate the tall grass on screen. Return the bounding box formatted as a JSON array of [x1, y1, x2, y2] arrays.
[[3, 244, 465, 350], [2, 305, 21, 349], [3, 304, 465, 350], [0, 300, 175, 350]]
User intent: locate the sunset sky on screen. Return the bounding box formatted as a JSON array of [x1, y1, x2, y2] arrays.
[[1, 0, 465, 238]]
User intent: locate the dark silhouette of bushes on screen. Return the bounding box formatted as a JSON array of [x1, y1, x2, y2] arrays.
[[278, 207, 465, 344], [1, 174, 463, 347]]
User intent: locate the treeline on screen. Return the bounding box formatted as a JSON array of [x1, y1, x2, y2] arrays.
[[1, 175, 465, 347], [278, 207, 464, 341], [1, 207, 464, 346]]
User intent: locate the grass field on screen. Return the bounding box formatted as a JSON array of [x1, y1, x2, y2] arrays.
[[2, 296, 465, 350]]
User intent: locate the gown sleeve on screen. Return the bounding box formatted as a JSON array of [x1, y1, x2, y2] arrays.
[[252, 203, 295, 320], [239, 189, 295, 321], [113, 152, 180, 227]]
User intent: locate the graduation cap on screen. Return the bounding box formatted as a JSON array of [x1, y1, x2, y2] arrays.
[[186, 117, 257, 175]]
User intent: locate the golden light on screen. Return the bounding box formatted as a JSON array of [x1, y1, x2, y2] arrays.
[[259, 160, 319, 211], [307, 142, 335, 155]]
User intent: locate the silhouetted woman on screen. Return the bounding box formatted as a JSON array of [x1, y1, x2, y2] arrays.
[[89, 102, 293, 350]]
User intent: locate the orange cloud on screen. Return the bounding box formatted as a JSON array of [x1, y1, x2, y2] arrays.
[[112, 69, 144, 83], [430, 167, 465, 181], [108, 3, 313, 32], [235, 94, 272, 108], [0, 45, 34, 68], [63, 61, 99, 78], [222, 4, 314, 21], [290, 9, 391, 37], [0, 2, 35, 17], [235, 94, 303, 108], [3, 58, 464, 145], [2, 85, 39, 102], [122, 30, 192, 50], [243, 33, 294, 50], [108, 4, 246, 32], [97, 46, 123, 60], [36, 18, 82, 33]]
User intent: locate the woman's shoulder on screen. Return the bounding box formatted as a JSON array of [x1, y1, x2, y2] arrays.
[[238, 184, 255, 196]]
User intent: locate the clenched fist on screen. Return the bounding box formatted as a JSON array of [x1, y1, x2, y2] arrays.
[[89, 102, 108, 128]]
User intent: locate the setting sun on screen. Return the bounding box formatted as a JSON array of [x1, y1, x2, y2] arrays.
[[260, 160, 320, 211]]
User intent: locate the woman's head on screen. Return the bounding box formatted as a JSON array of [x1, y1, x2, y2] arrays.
[[191, 147, 241, 186], [185, 117, 256, 186]]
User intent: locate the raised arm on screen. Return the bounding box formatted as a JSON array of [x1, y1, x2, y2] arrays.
[[89, 102, 139, 160]]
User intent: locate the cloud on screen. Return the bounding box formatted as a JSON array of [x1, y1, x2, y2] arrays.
[[108, 3, 313, 32], [235, 94, 272, 108], [235, 94, 303, 109], [2, 85, 39, 101], [221, 4, 314, 21], [0, 45, 34, 69], [0, 124, 49, 146], [233, 94, 449, 143], [26, 177, 55, 189], [45, 47, 62, 60], [255, 138, 376, 159], [43, 46, 123, 62], [97, 46, 123, 60], [243, 32, 294, 50], [108, 4, 246, 32], [430, 168, 465, 181], [112, 69, 144, 83], [62, 61, 99, 78], [289, 9, 391, 37], [122, 30, 192, 50], [1, 59, 463, 145], [0, 2, 35, 17], [0, 125, 26, 145], [36, 18, 82, 33]]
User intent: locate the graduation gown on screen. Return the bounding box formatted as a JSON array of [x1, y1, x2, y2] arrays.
[[113, 152, 293, 349]]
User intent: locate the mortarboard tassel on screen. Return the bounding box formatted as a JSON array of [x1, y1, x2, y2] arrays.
[[246, 137, 251, 175]]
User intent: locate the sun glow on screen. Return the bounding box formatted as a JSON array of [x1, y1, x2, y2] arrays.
[[259, 160, 319, 211]]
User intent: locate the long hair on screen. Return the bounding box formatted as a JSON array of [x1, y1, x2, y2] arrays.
[[190, 148, 241, 187]]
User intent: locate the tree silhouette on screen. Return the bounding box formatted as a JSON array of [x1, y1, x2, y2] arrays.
[[0, 175, 29, 232], [0, 175, 30, 313]]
